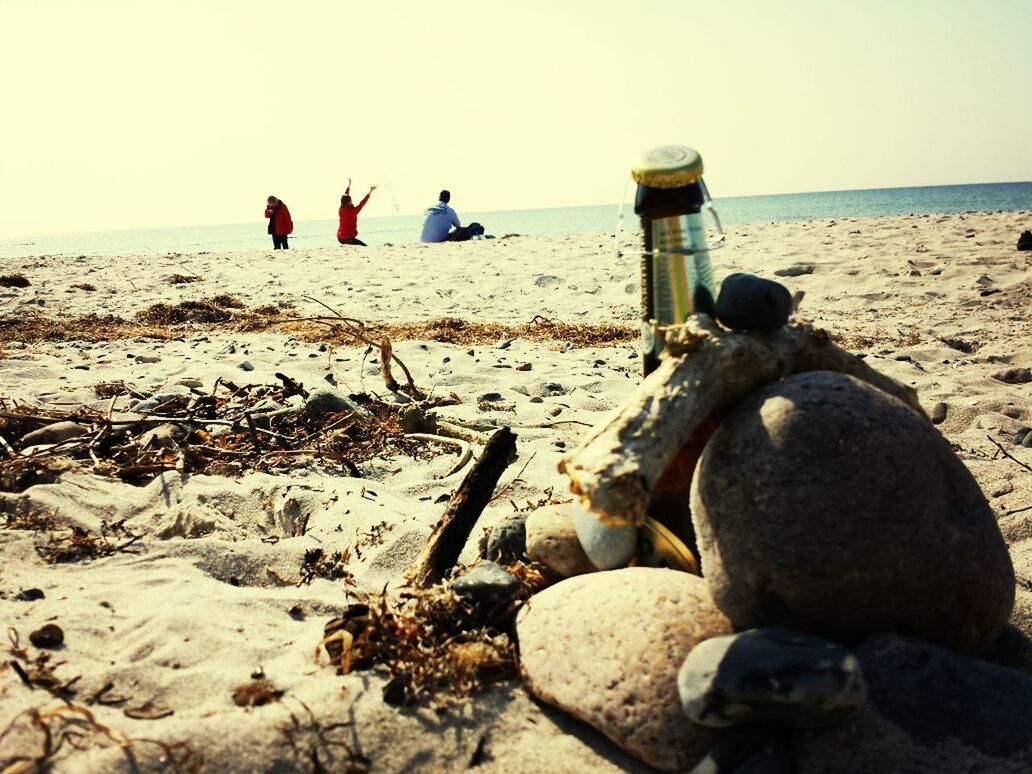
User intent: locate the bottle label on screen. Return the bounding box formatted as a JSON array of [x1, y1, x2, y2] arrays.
[[650, 212, 711, 327]]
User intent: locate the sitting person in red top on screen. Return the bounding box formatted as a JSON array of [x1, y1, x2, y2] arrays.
[[337, 179, 376, 246], [264, 196, 293, 250]]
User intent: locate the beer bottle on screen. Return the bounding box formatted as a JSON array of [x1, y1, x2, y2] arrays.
[[633, 145, 719, 375]]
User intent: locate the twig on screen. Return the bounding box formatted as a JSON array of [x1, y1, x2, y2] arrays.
[[986, 435, 1032, 474], [405, 433, 473, 478], [1006, 504, 1032, 516], [405, 427, 518, 588]]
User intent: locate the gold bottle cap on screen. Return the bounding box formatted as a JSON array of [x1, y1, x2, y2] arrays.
[[632, 145, 704, 189]]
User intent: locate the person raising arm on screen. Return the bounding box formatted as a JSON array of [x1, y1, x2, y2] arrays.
[[337, 178, 377, 246]]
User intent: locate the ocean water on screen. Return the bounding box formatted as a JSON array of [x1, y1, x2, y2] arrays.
[[2, 182, 1030, 261]]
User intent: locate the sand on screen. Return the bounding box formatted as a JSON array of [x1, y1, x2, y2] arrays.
[[2, 211, 1032, 772]]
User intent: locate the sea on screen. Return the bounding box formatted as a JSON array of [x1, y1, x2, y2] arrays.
[[2, 182, 1030, 261]]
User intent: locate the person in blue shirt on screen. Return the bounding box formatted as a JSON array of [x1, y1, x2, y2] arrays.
[[420, 190, 485, 242]]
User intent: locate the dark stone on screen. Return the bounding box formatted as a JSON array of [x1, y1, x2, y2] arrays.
[[1017, 230, 1032, 251], [929, 402, 948, 425], [483, 513, 529, 564], [304, 388, 358, 421], [678, 628, 865, 728], [687, 727, 795, 774], [984, 624, 1032, 674], [1024, 433, 1032, 449], [773, 265, 815, 278], [29, 624, 64, 649], [15, 588, 45, 602], [1014, 426, 1032, 445], [453, 561, 521, 608], [857, 633, 1032, 757], [715, 273, 793, 333], [692, 371, 1015, 654], [992, 368, 1032, 385]]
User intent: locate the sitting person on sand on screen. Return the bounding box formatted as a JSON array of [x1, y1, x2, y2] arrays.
[[420, 190, 484, 243], [337, 179, 376, 246], [264, 196, 293, 250]]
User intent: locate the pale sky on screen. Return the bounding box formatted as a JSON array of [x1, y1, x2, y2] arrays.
[[2, 0, 1030, 237]]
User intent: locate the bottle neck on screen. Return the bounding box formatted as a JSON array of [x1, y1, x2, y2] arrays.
[[634, 181, 705, 220]]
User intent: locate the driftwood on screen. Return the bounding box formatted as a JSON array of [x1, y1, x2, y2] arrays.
[[558, 316, 924, 527], [405, 427, 518, 588]]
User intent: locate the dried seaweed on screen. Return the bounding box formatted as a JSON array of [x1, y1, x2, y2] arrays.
[[319, 584, 531, 707], [167, 274, 202, 285], [0, 703, 202, 773], [0, 274, 30, 288], [278, 699, 370, 774], [0, 379, 444, 493], [0, 308, 634, 349]]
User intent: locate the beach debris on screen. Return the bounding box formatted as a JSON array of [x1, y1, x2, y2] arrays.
[[278, 699, 371, 773], [136, 295, 244, 325], [0, 274, 30, 288], [19, 420, 89, 447], [232, 679, 285, 707], [70, 282, 96, 291], [714, 273, 793, 333], [321, 586, 521, 707], [1018, 230, 1032, 251], [167, 273, 203, 284], [992, 367, 1032, 384], [524, 504, 596, 578], [405, 427, 518, 589], [123, 701, 174, 720], [0, 703, 203, 772], [28, 624, 64, 649], [692, 370, 1014, 654], [0, 376, 453, 492], [773, 264, 815, 277], [930, 400, 948, 424], [677, 628, 866, 728], [516, 568, 732, 772], [15, 588, 45, 601]]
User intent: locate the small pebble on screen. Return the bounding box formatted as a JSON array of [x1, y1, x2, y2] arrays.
[[529, 396, 544, 404], [135, 354, 161, 364], [516, 363, 532, 372], [15, 588, 45, 602], [930, 402, 948, 425], [992, 367, 1032, 385], [239, 361, 255, 372], [29, 624, 64, 649], [496, 339, 511, 350], [453, 561, 521, 608]]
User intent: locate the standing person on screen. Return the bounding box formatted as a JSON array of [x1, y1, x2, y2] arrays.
[[338, 178, 376, 246], [420, 190, 485, 243], [265, 196, 293, 249]]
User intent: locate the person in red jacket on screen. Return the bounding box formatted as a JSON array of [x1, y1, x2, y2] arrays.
[[337, 179, 376, 245], [264, 196, 293, 249]]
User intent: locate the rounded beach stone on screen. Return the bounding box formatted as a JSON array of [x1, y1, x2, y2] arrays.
[[678, 627, 865, 728], [715, 273, 793, 333], [691, 370, 1014, 654], [571, 500, 637, 570], [524, 504, 596, 577], [20, 421, 89, 447], [452, 561, 520, 608], [483, 512, 528, 564], [304, 388, 352, 420], [516, 568, 732, 772]]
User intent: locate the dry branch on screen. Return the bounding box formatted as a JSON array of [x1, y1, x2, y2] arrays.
[[405, 427, 517, 588], [558, 316, 925, 527]]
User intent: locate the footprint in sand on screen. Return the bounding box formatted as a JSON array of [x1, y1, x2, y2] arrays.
[[534, 275, 562, 288]]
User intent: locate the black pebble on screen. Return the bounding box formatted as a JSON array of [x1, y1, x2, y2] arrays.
[[29, 623, 64, 649], [716, 273, 793, 333], [16, 588, 45, 602]]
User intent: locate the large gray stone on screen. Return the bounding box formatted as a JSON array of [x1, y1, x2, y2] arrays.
[[853, 634, 1032, 758], [516, 568, 732, 772], [691, 370, 1014, 654], [678, 628, 865, 728]]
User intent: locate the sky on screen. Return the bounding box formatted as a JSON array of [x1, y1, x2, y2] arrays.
[[2, 0, 1031, 237]]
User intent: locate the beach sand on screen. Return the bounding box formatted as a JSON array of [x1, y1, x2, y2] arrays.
[[2, 210, 1032, 772]]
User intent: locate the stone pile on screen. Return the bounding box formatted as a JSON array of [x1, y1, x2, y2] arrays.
[[494, 366, 1025, 771]]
